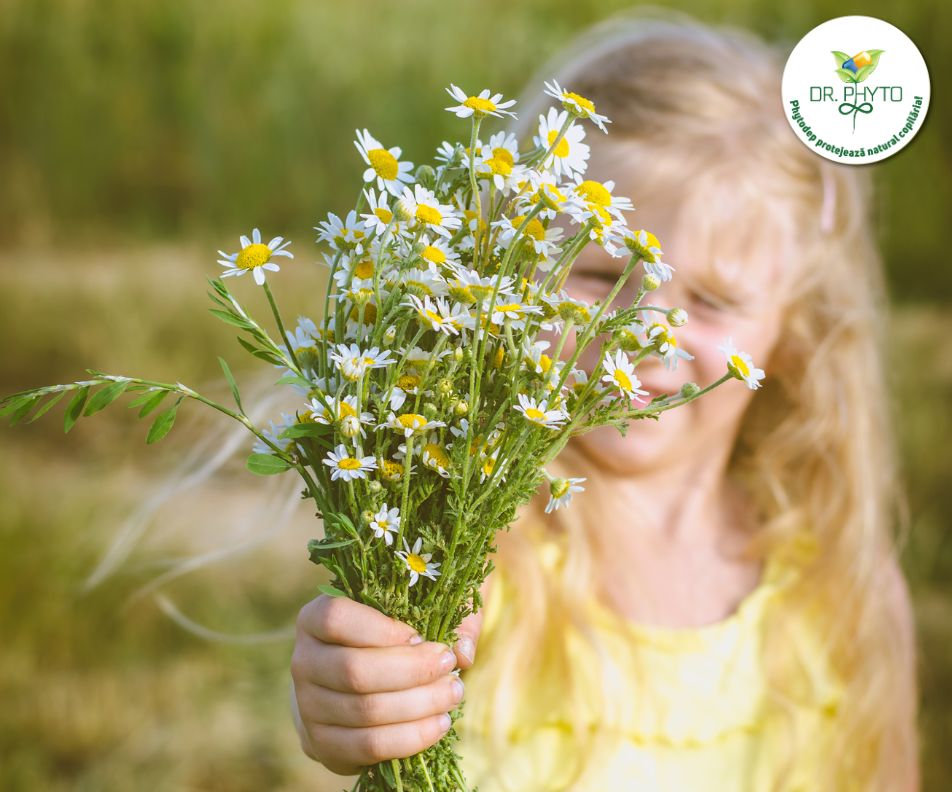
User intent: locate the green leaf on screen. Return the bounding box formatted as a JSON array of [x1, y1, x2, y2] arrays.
[[316, 583, 348, 598], [84, 380, 130, 416], [835, 67, 857, 83], [236, 336, 284, 366], [9, 395, 41, 425], [135, 390, 169, 418], [275, 373, 313, 390], [246, 453, 293, 475], [218, 357, 243, 411], [831, 50, 850, 65], [146, 400, 181, 444], [307, 537, 356, 563], [64, 386, 89, 433], [209, 309, 254, 330], [279, 422, 329, 439], [0, 392, 39, 418], [26, 391, 66, 424]]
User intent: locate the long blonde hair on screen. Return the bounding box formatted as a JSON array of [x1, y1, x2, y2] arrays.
[[460, 8, 918, 791]]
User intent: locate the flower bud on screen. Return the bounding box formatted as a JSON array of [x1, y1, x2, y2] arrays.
[[437, 378, 454, 396], [340, 415, 362, 438], [384, 325, 397, 344], [667, 307, 688, 327], [362, 509, 375, 524], [368, 480, 383, 494], [454, 400, 469, 417], [642, 274, 661, 291], [454, 347, 465, 362], [680, 382, 700, 398], [414, 164, 437, 189]]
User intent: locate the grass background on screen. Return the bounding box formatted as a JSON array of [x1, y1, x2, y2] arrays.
[[1, 1, 949, 789]]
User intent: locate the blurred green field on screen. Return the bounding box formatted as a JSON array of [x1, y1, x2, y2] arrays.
[[1, 1, 950, 790]]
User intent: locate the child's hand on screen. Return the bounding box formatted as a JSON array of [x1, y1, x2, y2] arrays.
[[290, 589, 486, 776]]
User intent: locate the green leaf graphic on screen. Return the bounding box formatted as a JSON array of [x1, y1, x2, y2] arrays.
[[831, 50, 850, 66]]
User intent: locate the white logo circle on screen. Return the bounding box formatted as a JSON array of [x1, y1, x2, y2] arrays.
[[781, 15, 930, 164]]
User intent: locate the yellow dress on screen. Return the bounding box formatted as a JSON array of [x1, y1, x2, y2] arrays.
[[455, 529, 845, 792]]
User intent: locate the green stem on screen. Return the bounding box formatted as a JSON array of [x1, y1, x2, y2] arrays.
[[262, 281, 301, 373]]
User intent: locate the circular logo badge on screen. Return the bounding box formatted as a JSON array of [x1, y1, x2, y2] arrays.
[[781, 15, 930, 164]]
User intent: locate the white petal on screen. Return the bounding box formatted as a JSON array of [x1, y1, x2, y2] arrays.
[[253, 267, 266, 285]]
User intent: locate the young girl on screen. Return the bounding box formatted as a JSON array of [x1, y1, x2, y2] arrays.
[[290, 11, 919, 791]]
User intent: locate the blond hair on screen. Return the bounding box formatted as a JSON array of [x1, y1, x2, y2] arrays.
[[463, 8, 918, 790]]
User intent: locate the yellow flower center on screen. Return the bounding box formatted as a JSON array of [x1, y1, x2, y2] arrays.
[[397, 374, 420, 390], [338, 402, 357, 418], [349, 302, 377, 325], [496, 303, 523, 315], [577, 180, 611, 206], [564, 91, 596, 114], [546, 129, 570, 158], [374, 206, 393, 224], [552, 479, 570, 498], [482, 456, 495, 476], [525, 407, 547, 423], [416, 204, 443, 225], [493, 346, 505, 368], [397, 413, 425, 429], [338, 457, 362, 470], [407, 553, 428, 573], [424, 308, 444, 324], [236, 243, 272, 270], [730, 354, 750, 378], [368, 148, 399, 180], [407, 280, 434, 296], [613, 369, 633, 391], [421, 245, 446, 265], [538, 354, 552, 373], [463, 96, 497, 114], [524, 218, 545, 242], [486, 156, 512, 176], [354, 259, 374, 279], [382, 459, 403, 478], [424, 443, 450, 469]]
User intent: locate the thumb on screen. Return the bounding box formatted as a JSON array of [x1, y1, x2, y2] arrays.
[[452, 575, 494, 670]]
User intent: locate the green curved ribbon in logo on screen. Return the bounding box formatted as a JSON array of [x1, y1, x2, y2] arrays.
[[838, 99, 874, 131]]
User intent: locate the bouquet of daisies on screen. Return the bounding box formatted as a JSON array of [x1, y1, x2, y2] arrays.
[[1, 80, 764, 791]]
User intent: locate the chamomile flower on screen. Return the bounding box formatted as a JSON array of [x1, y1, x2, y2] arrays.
[[478, 448, 504, 483], [718, 337, 765, 389], [251, 413, 296, 455], [566, 177, 635, 226], [418, 234, 461, 272], [476, 131, 524, 192], [492, 214, 564, 264], [398, 184, 462, 239], [368, 504, 400, 546], [386, 371, 423, 412], [445, 268, 514, 304], [514, 393, 569, 429], [624, 229, 675, 282], [601, 349, 649, 402], [389, 266, 448, 299], [354, 129, 415, 198], [379, 412, 447, 438], [333, 255, 377, 292], [218, 228, 293, 286], [404, 294, 467, 335], [421, 441, 452, 478], [543, 79, 611, 133], [445, 84, 517, 120], [309, 395, 374, 435], [395, 536, 441, 587], [315, 210, 367, 254], [489, 299, 543, 331], [545, 476, 587, 513], [646, 323, 695, 371], [514, 170, 571, 222], [323, 444, 377, 482], [535, 107, 590, 180], [360, 188, 397, 236], [329, 343, 395, 380]]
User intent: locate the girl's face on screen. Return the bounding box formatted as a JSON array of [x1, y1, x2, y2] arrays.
[[548, 145, 789, 477]]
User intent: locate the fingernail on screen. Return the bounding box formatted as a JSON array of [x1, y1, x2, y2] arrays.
[[439, 650, 457, 671], [408, 633, 423, 645], [451, 678, 465, 702], [439, 713, 452, 732], [456, 635, 475, 665]]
